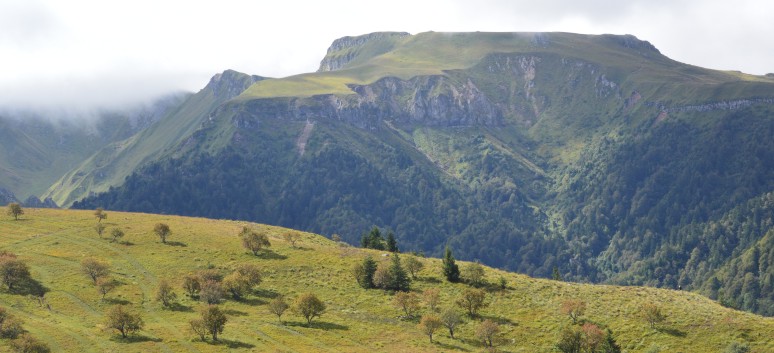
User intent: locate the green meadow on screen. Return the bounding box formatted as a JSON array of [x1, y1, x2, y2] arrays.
[[1, 208, 773, 352]]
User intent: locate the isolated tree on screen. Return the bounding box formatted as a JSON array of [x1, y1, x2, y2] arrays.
[[0, 306, 9, 327], [442, 246, 460, 283], [404, 256, 424, 279], [94, 208, 107, 223], [354, 255, 377, 289], [268, 296, 289, 324], [105, 305, 143, 338], [198, 269, 223, 283], [200, 280, 224, 304], [110, 228, 124, 243], [393, 291, 421, 318], [386, 231, 398, 253], [235, 263, 262, 288], [440, 308, 462, 339], [200, 305, 227, 341], [222, 264, 261, 300], [387, 254, 411, 291], [422, 287, 441, 312], [240, 227, 271, 255], [282, 231, 301, 248], [6, 203, 23, 221], [155, 280, 177, 308], [294, 293, 325, 326], [582, 323, 605, 353], [9, 333, 51, 353], [417, 314, 443, 343], [557, 326, 584, 353], [1, 317, 24, 339], [498, 276, 507, 290], [561, 299, 587, 324], [189, 318, 207, 341], [0, 306, 12, 333], [81, 258, 110, 284], [182, 274, 201, 298], [456, 288, 488, 318], [475, 319, 500, 347], [153, 223, 171, 243], [0, 307, 24, 339], [641, 302, 666, 328], [372, 264, 391, 289], [94, 223, 106, 238], [463, 262, 486, 287], [0, 255, 31, 291], [96, 277, 117, 301], [222, 272, 250, 300]]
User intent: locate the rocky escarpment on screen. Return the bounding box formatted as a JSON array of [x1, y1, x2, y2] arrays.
[[238, 50, 641, 132], [234, 74, 502, 130], [317, 32, 410, 72]]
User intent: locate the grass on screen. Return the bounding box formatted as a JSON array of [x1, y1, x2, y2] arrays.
[[1, 208, 773, 352]]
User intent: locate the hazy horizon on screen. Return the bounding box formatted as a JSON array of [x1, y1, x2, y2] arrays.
[[2, 0, 772, 112]]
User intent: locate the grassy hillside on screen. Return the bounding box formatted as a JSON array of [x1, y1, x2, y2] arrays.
[[0, 115, 139, 201], [1, 209, 773, 352], [0, 95, 187, 202]]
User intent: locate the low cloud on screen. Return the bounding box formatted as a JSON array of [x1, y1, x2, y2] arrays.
[[1, 0, 772, 115]]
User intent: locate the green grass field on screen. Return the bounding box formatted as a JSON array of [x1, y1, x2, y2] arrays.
[[1, 208, 773, 352]]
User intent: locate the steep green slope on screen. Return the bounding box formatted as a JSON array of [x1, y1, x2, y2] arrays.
[[0, 96, 185, 201], [2, 208, 773, 352], [72, 32, 774, 315], [44, 70, 266, 207]]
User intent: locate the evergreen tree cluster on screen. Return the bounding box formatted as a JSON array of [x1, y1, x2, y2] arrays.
[[360, 226, 399, 252], [354, 254, 410, 291]]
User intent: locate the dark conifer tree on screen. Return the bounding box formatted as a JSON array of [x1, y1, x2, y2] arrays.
[[442, 246, 460, 283], [359, 256, 377, 289], [388, 254, 410, 291], [386, 231, 398, 253]]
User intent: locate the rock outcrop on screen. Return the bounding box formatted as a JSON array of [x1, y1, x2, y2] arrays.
[[207, 69, 266, 100], [235, 73, 502, 130], [317, 32, 410, 72]]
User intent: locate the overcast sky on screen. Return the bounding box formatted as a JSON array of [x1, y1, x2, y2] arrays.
[[1, 0, 773, 110]]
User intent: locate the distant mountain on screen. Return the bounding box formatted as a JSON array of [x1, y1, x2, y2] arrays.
[[61, 31, 774, 315], [0, 94, 187, 201], [43, 70, 266, 207]]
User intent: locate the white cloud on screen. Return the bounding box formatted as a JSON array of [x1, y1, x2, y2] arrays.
[[1, 0, 772, 110]]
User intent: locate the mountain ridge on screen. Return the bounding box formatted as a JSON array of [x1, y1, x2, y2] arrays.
[[13, 31, 774, 316]]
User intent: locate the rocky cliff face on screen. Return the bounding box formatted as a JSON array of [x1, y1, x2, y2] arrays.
[[317, 32, 410, 72], [234, 73, 502, 130]]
